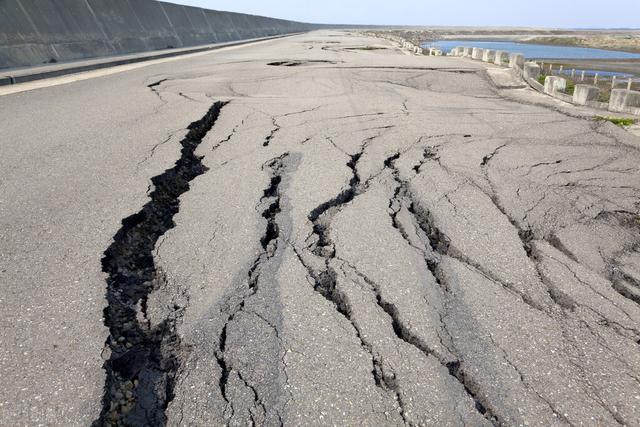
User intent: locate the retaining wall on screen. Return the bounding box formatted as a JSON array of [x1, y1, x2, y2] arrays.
[[0, 0, 319, 69]]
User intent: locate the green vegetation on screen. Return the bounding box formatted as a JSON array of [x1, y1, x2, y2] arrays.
[[597, 91, 611, 103], [537, 74, 547, 85], [565, 80, 575, 96], [595, 116, 637, 127]]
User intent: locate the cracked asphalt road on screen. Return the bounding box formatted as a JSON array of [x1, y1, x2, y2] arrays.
[[1, 30, 640, 426]]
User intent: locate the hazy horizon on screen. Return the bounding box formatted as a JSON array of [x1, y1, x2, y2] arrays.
[[167, 0, 640, 28]]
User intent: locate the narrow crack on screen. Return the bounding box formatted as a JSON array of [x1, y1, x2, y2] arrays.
[[148, 79, 168, 104], [95, 101, 227, 426], [263, 118, 281, 147]]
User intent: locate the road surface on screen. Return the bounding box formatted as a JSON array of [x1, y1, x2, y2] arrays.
[[1, 31, 640, 426]]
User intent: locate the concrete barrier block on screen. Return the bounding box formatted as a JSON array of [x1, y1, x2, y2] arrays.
[[509, 53, 525, 69], [482, 49, 496, 63], [455, 46, 464, 56], [544, 76, 567, 95], [572, 85, 600, 105], [471, 48, 484, 60], [609, 89, 640, 112], [523, 62, 541, 80], [494, 51, 509, 66], [462, 47, 471, 57]]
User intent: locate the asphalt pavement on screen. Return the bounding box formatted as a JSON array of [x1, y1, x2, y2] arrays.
[[1, 31, 640, 426]]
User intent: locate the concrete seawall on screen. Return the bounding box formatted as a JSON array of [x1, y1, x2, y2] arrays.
[[0, 0, 319, 69]]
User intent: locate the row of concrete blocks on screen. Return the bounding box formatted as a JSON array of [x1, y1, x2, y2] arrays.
[[522, 62, 640, 112], [450, 46, 524, 70], [401, 41, 424, 55], [450, 45, 640, 114]]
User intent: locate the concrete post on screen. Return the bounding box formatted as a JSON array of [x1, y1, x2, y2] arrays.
[[609, 89, 640, 112], [463, 47, 472, 57], [509, 53, 525, 69], [581, 71, 585, 81], [494, 51, 509, 66], [541, 61, 545, 70], [571, 69, 575, 78], [523, 62, 541, 80], [544, 76, 567, 94], [559, 65, 564, 74], [629, 78, 633, 90], [612, 75, 616, 89], [482, 49, 496, 63], [471, 48, 484, 60], [549, 64, 553, 74], [573, 85, 600, 105], [594, 73, 598, 85]]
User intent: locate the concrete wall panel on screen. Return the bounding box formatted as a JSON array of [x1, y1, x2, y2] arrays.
[[0, 0, 318, 69], [128, 0, 181, 50], [202, 10, 229, 42], [86, 0, 149, 54], [182, 5, 216, 45], [20, 0, 114, 62], [159, 2, 200, 47]]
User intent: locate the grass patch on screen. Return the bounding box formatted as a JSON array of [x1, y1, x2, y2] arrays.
[[565, 81, 575, 96], [597, 92, 611, 103], [595, 116, 637, 127], [538, 74, 547, 85]]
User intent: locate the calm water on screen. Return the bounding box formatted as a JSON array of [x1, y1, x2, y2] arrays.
[[422, 40, 640, 60]]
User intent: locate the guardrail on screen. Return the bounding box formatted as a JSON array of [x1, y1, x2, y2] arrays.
[[447, 45, 640, 116], [364, 33, 639, 116]]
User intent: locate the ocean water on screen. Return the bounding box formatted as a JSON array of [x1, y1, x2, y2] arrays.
[[422, 40, 640, 60]]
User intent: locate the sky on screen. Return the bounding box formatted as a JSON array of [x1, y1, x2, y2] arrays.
[[168, 0, 640, 28]]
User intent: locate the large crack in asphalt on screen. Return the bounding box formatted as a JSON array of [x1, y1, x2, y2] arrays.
[[297, 136, 417, 423], [96, 101, 227, 426], [300, 136, 499, 424], [385, 153, 501, 425], [214, 153, 290, 424]]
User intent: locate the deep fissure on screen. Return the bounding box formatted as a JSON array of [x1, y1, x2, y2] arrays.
[[386, 153, 501, 425], [96, 101, 227, 426], [300, 138, 414, 423], [214, 153, 289, 418]]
